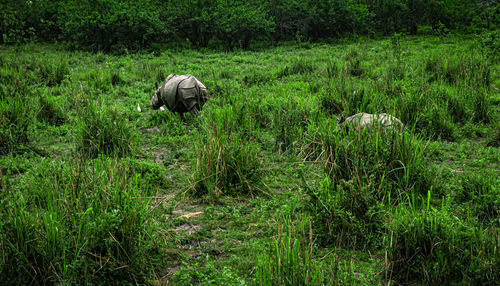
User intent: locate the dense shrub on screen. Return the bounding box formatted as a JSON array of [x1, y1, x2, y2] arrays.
[[2, 0, 498, 50], [59, 0, 167, 52]]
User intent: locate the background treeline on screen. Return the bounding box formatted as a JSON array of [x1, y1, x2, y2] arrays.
[[1, 0, 499, 51]]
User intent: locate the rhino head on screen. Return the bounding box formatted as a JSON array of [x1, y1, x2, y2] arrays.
[[150, 81, 162, 110]]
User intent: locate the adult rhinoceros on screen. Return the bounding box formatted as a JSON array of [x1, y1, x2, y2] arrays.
[[151, 74, 208, 120], [340, 113, 404, 132]]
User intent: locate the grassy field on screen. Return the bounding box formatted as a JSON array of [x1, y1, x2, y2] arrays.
[[0, 35, 499, 285]]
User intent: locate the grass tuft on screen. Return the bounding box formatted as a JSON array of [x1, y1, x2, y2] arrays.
[[76, 96, 137, 158]]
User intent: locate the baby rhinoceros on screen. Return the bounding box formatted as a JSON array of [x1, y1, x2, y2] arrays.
[[340, 113, 404, 133], [151, 74, 208, 120]]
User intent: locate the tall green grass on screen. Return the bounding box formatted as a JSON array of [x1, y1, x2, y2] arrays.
[[37, 90, 67, 126], [256, 216, 356, 285], [0, 157, 163, 285], [76, 96, 138, 158], [386, 199, 499, 285], [307, 120, 431, 200], [0, 95, 32, 154], [191, 106, 263, 200], [0, 36, 498, 284]]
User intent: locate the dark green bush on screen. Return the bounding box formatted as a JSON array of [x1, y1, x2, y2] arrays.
[[59, 0, 168, 52], [1, 0, 497, 50]]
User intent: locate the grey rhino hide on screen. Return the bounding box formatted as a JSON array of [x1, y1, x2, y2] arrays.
[[152, 74, 207, 117], [342, 113, 404, 132]]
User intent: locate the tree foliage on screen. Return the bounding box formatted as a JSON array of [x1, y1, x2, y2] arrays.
[[1, 0, 498, 50]]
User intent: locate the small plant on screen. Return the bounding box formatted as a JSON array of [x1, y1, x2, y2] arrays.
[[37, 58, 70, 86], [447, 91, 468, 123], [243, 69, 273, 86], [143, 109, 186, 136], [273, 97, 311, 151], [326, 59, 338, 78], [110, 71, 123, 86], [472, 89, 491, 123], [421, 104, 456, 140], [319, 88, 343, 115], [174, 261, 245, 286], [192, 128, 262, 199], [304, 175, 385, 248], [486, 124, 499, 147]]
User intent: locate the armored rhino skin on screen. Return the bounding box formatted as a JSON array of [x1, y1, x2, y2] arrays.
[[341, 113, 404, 132], [151, 74, 208, 119]]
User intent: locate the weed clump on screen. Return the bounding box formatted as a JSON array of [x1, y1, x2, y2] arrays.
[[455, 172, 499, 225], [273, 97, 311, 151], [192, 108, 262, 200], [256, 216, 355, 285], [344, 48, 362, 77], [277, 57, 314, 78], [37, 58, 70, 86], [174, 261, 245, 286], [0, 158, 163, 285], [387, 205, 499, 285], [0, 96, 32, 155], [308, 121, 431, 201], [76, 97, 137, 158], [192, 128, 262, 199], [486, 124, 499, 147], [37, 93, 66, 126], [319, 87, 343, 115], [305, 176, 385, 249]]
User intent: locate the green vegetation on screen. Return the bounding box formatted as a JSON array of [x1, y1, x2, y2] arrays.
[[0, 33, 499, 285], [2, 0, 499, 50]]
